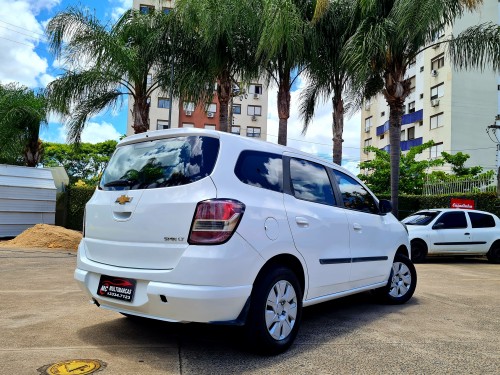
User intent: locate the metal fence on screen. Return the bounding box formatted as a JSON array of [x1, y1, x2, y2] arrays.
[[422, 176, 497, 196]]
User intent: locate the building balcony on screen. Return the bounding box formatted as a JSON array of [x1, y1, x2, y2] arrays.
[[375, 109, 423, 136], [380, 137, 423, 153]]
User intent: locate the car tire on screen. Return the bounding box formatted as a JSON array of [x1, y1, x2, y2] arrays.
[[244, 266, 303, 355], [375, 254, 417, 305], [487, 242, 500, 264], [410, 239, 427, 263]]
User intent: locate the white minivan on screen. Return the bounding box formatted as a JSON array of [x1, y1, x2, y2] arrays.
[[75, 128, 416, 354]]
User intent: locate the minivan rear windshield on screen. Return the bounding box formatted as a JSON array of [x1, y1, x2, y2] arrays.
[[402, 211, 440, 225], [99, 136, 219, 191]]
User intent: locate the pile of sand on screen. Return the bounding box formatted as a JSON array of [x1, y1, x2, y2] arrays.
[[0, 224, 82, 251]]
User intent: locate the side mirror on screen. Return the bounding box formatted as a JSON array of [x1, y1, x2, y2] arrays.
[[379, 199, 392, 215], [433, 222, 445, 230]]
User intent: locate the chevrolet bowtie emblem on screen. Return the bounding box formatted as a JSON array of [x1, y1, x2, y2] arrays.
[[115, 195, 132, 205]]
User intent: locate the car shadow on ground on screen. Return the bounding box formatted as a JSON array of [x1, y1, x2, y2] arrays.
[[77, 291, 417, 372], [418, 256, 489, 264]]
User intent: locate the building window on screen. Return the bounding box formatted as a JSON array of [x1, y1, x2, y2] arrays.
[[232, 104, 241, 114], [408, 59, 416, 68], [162, 7, 172, 14], [430, 83, 444, 100], [158, 97, 171, 109], [364, 138, 372, 154], [157, 120, 169, 130], [147, 74, 152, 88], [205, 124, 216, 130], [408, 101, 415, 113], [431, 54, 445, 70], [430, 113, 444, 129], [429, 142, 443, 159], [249, 84, 262, 95], [407, 126, 415, 140], [380, 134, 384, 140], [409, 75, 416, 94], [231, 126, 241, 135], [420, 66, 424, 72], [183, 102, 195, 113], [420, 93, 424, 99], [247, 105, 262, 116], [247, 127, 261, 137], [419, 121, 423, 126], [139, 4, 154, 13], [365, 116, 372, 132], [206, 103, 216, 117], [182, 123, 194, 128], [381, 111, 385, 117], [401, 130, 405, 141]]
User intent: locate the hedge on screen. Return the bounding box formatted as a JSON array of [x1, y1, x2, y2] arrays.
[[66, 185, 97, 231], [61, 187, 500, 231], [379, 192, 500, 219]]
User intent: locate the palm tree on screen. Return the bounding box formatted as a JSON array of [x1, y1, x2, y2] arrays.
[[345, 0, 500, 215], [173, 0, 261, 133], [45, 7, 171, 142], [258, 0, 314, 146], [0, 83, 47, 167], [300, 0, 382, 165]]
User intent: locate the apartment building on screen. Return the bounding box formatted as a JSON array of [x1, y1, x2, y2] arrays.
[[127, 0, 269, 139], [360, 0, 500, 173]]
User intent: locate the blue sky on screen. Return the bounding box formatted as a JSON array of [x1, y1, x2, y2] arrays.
[[0, 0, 361, 173]]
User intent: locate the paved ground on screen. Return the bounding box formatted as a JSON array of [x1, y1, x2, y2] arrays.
[[0, 247, 499, 375]]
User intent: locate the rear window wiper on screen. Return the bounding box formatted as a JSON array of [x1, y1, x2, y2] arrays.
[[103, 179, 138, 187]]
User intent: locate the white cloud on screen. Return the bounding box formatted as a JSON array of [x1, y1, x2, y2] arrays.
[[41, 121, 122, 144], [266, 76, 361, 174], [0, 0, 60, 88], [109, 0, 133, 21], [81, 121, 122, 143]]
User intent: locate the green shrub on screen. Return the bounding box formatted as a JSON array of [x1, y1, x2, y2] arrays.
[[67, 185, 96, 231], [389, 192, 500, 219]]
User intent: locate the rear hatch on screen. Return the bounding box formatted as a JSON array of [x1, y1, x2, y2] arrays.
[[84, 134, 219, 270]]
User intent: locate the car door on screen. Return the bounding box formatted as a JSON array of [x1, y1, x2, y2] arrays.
[[467, 211, 497, 253], [428, 211, 470, 253], [331, 170, 394, 289], [283, 156, 351, 299]]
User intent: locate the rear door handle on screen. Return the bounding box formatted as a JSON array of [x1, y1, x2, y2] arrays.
[[353, 223, 362, 231], [295, 217, 309, 228]]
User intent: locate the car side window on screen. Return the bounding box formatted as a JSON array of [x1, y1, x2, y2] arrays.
[[468, 212, 496, 228], [332, 170, 378, 214], [234, 151, 283, 192], [289, 158, 335, 205], [434, 211, 467, 229]]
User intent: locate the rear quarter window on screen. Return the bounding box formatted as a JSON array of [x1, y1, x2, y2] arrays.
[[99, 136, 219, 190], [234, 151, 283, 192], [468, 212, 496, 228]]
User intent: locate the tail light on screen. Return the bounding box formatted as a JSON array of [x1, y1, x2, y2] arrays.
[[188, 199, 245, 245]]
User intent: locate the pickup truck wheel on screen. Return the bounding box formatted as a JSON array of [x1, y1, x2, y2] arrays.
[[376, 254, 417, 305], [244, 266, 302, 355], [487, 242, 500, 264], [410, 239, 427, 263]]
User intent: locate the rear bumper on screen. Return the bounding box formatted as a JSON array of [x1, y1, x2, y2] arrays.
[[74, 268, 252, 323]]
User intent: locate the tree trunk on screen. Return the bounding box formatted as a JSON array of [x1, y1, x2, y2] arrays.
[[383, 66, 410, 217], [388, 102, 404, 217], [277, 75, 291, 146], [218, 68, 232, 133], [23, 138, 43, 167], [131, 96, 150, 134], [332, 95, 344, 165]]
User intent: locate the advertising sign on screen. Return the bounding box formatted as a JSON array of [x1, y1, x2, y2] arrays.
[[450, 198, 475, 210]]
